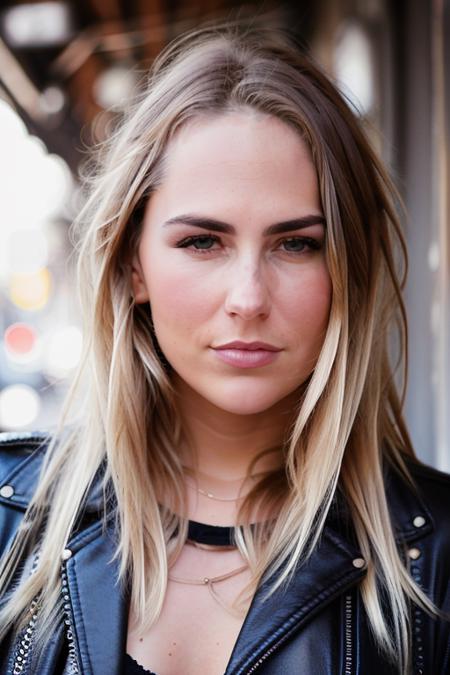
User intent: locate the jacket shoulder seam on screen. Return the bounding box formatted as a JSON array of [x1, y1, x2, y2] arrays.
[[0, 431, 51, 449], [406, 459, 450, 488]]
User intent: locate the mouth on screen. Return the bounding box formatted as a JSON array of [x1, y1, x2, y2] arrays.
[[212, 340, 282, 351], [210, 341, 282, 369]]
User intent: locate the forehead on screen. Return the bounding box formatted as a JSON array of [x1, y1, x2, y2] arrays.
[[145, 111, 321, 227], [166, 110, 314, 181]]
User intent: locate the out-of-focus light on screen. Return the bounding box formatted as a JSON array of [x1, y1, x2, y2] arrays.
[[428, 241, 440, 272], [8, 229, 49, 275], [0, 384, 40, 429], [93, 65, 137, 109], [334, 22, 374, 115], [2, 2, 72, 48], [4, 323, 37, 364], [0, 103, 72, 283], [43, 325, 82, 378], [9, 268, 51, 311], [40, 86, 66, 115], [0, 136, 71, 227], [0, 99, 27, 138]]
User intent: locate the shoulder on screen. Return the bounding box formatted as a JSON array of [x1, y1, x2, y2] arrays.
[[404, 456, 450, 545], [404, 456, 450, 523], [0, 430, 52, 558], [0, 429, 51, 469], [0, 428, 106, 517], [385, 454, 450, 555], [0, 430, 51, 508]]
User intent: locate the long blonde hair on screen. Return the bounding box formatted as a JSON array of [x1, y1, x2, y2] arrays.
[[0, 21, 438, 673]]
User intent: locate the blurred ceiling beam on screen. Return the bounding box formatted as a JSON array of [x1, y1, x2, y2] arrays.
[[0, 37, 44, 119]]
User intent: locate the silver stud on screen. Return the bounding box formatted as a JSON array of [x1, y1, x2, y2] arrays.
[[352, 557, 365, 569], [62, 548, 72, 561], [408, 547, 421, 560], [0, 485, 14, 498], [413, 516, 426, 528]]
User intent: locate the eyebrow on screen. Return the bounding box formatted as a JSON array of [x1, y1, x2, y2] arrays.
[[162, 213, 326, 236]]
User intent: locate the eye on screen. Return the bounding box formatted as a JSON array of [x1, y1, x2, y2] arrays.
[[279, 237, 323, 255], [175, 234, 220, 253], [174, 234, 324, 257]]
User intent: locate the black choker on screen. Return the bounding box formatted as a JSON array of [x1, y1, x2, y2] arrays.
[[187, 519, 235, 546]]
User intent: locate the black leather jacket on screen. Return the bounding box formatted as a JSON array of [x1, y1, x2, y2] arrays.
[[0, 431, 449, 675]]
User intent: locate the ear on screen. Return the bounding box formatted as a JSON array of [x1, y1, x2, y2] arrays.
[[130, 253, 150, 304]]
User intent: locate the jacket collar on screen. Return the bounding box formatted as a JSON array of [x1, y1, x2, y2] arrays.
[[66, 467, 434, 675], [224, 523, 366, 674], [63, 515, 368, 675]]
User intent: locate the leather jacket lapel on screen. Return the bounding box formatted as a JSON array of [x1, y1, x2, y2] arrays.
[[224, 526, 366, 674], [64, 520, 128, 675], [64, 516, 366, 675]]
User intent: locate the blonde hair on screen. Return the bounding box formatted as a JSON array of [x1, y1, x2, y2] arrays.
[[0, 21, 438, 673]]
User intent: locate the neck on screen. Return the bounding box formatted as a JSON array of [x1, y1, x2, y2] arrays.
[[170, 376, 298, 525]]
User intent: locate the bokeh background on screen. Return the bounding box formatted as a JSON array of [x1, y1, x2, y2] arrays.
[[0, 0, 448, 470]]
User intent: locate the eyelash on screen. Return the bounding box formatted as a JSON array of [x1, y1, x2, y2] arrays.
[[174, 234, 323, 256]]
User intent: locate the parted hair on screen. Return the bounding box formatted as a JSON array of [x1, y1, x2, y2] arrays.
[[0, 20, 438, 674]]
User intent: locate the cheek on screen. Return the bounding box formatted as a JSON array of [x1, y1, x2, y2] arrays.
[[144, 254, 216, 334], [282, 268, 332, 341]]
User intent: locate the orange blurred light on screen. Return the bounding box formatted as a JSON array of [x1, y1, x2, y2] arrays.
[[9, 268, 51, 310]]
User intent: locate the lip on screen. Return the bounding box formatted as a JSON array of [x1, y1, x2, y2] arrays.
[[211, 341, 282, 369], [213, 340, 282, 351]]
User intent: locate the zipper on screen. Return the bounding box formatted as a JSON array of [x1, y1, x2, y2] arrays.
[[344, 592, 353, 675], [11, 598, 39, 674], [244, 628, 298, 674], [11, 553, 81, 675], [60, 561, 81, 674], [241, 592, 356, 674], [11, 547, 41, 675]]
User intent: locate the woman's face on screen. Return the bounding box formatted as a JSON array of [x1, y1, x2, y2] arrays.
[[132, 111, 332, 415]]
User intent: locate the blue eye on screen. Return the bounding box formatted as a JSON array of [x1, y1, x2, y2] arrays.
[[175, 235, 219, 252], [189, 235, 217, 250], [174, 234, 323, 256], [281, 237, 322, 254]]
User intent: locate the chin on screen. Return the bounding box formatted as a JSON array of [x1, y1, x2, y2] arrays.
[[204, 387, 291, 416]]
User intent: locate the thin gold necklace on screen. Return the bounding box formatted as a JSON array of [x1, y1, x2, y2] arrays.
[[168, 560, 249, 616], [186, 539, 236, 551], [185, 481, 247, 501], [184, 472, 264, 502]]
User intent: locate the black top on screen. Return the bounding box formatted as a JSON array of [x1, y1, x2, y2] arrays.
[[125, 654, 157, 675], [124, 517, 235, 675]]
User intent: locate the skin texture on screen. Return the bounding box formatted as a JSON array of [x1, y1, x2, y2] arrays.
[[131, 110, 332, 521]]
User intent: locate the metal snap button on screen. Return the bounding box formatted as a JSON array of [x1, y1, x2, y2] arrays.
[[352, 558, 365, 568], [0, 485, 14, 498], [413, 516, 426, 528], [408, 547, 421, 560], [62, 548, 73, 561]]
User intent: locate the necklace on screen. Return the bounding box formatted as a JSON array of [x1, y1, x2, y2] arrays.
[[186, 480, 247, 502], [168, 563, 249, 615], [168, 518, 249, 616], [187, 518, 236, 546], [184, 471, 264, 502], [186, 539, 236, 551]]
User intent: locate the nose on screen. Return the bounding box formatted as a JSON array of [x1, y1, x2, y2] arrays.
[[224, 260, 271, 320]]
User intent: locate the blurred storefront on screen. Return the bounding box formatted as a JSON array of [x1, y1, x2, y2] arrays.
[[0, 0, 448, 469]]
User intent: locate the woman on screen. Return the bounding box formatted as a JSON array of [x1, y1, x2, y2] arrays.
[[0, 21, 449, 675]]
